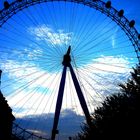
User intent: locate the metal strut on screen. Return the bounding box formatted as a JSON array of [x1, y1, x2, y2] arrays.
[[51, 46, 91, 140], [51, 66, 67, 140], [69, 64, 91, 126]]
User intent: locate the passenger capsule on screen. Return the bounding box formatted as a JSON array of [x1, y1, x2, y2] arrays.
[[129, 20, 135, 27], [118, 10, 124, 17], [105, 1, 111, 8], [4, 1, 10, 9], [138, 34, 140, 39]]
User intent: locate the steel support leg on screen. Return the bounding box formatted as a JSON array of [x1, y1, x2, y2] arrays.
[[69, 64, 91, 126], [51, 66, 67, 140]]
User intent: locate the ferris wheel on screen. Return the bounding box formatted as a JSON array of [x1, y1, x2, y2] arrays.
[[0, 0, 140, 140]]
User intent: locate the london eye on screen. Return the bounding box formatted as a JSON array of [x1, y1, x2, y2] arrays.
[[0, 0, 140, 139]]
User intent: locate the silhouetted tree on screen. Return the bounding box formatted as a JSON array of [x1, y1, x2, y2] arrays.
[[0, 70, 15, 140], [74, 65, 140, 140]]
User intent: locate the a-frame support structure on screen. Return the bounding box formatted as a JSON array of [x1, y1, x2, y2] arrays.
[[51, 46, 91, 140]]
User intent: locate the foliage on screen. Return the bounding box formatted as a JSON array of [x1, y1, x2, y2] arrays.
[[74, 65, 140, 140]]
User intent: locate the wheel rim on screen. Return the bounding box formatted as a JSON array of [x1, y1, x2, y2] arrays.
[[0, 0, 140, 139]]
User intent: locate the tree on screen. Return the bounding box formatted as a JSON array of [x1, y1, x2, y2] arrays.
[[74, 65, 140, 140], [0, 70, 15, 140]]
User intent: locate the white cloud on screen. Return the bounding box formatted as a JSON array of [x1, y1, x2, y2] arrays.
[[1, 55, 132, 118], [90, 55, 130, 73], [28, 25, 73, 46], [27, 129, 47, 137], [81, 55, 131, 91]]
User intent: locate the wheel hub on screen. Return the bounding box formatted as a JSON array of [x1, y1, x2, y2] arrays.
[[62, 46, 71, 67]]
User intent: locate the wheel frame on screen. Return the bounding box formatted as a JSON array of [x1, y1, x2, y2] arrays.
[[0, 0, 140, 139], [0, 0, 140, 63]]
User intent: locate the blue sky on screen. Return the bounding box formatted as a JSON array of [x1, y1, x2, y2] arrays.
[[0, 0, 140, 139]]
